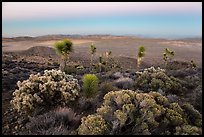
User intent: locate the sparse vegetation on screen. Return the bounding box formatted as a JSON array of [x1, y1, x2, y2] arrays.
[[137, 46, 145, 69], [163, 48, 175, 68], [90, 43, 96, 71], [3, 36, 202, 135], [190, 60, 197, 68], [53, 39, 73, 71], [22, 107, 81, 135]]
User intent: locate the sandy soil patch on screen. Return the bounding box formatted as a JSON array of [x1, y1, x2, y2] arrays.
[[2, 39, 94, 52]]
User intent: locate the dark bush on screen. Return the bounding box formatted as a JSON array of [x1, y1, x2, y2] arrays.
[[114, 77, 134, 90], [22, 107, 80, 135]]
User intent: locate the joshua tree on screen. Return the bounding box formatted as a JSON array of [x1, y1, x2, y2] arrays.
[[190, 60, 197, 68], [165, 48, 174, 57], [104, 50, 112, 70], [137, 46, 145, 69], [99, 55, 104, 72], [105, 50, 112, 58], [90, 43, 96, 71], [163, 48, 174, 68], [53, 39, 73, 71], [82, 74, 99, 98]]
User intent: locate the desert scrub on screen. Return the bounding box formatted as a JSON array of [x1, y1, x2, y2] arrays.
[[77, 90, 202, 135], [181, 103, 202, 127], [78, 114, 107, 135], [134, 66, 186, 95], [82, 74, 99, 98], [113, 77, 134, 90], [22, 107, 81, 135], [10, 69, 80, 116], [174, 125, 201, 135], [99, 82, 119, 99]]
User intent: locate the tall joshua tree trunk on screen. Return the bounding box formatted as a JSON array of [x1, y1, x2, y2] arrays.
[[59, 58, 66, 71], [89, 44, 96, 72], [53, 39, 73, 72], [137, 46, 145, 70], [137, 57, 141, 69], [90, 54, 93, 71]]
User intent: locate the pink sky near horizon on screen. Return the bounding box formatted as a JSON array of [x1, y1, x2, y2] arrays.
[[3, 2, 202, 21]]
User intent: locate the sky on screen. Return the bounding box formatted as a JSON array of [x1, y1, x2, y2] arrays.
[[2, 2, 202, 39]]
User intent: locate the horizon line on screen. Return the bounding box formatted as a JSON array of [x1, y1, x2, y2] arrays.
[[2, 33, 202, 40]]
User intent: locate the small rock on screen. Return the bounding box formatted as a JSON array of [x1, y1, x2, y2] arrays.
[[14, 125, 18, 130]]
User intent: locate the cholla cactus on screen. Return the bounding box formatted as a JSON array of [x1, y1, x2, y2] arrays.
[[135, 66, 186, 95], [78, 114, 107, 135], [10, 69, 80, 115], [77, 90, 202, 135]]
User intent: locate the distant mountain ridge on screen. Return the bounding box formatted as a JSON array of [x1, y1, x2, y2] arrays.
[[2, 34, 202, 41]]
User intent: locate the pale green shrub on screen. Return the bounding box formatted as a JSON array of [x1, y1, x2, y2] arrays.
[[77, 90, 202, 135], [78, 114, 107, 135], [82, 74, 99, 98], [135, 66, 186, 95], [10, 69, 80, 115]]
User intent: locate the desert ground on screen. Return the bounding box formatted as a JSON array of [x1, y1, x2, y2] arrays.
[[3, 36, 202, 67], [2, 35, 202, 135]]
